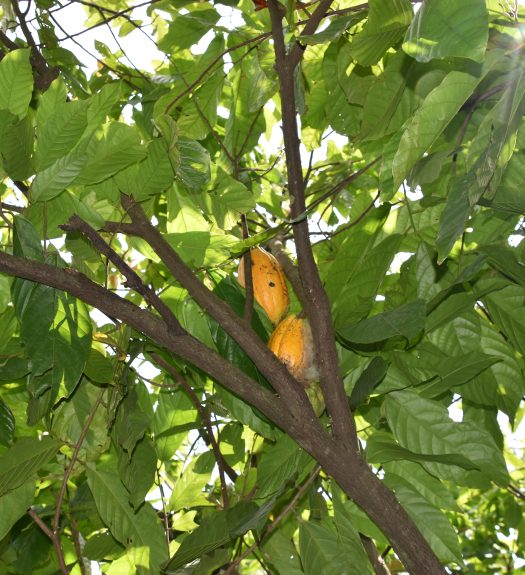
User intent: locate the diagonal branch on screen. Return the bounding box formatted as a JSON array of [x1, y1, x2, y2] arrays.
[[60, 215, 183, 334], [10, 0, 58, 90], [150, 352, 236, 505], [120, 194, 320, 425]]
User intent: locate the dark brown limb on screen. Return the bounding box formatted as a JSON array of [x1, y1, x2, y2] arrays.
[[267, 0, 357, 449]]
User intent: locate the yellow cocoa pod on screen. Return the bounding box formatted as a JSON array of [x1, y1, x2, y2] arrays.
[[238, 247, 289, 324], [268, 314, 319, 387]]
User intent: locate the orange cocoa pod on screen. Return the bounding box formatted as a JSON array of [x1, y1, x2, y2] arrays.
[[238, 247, 289, 324], [268, 314, 319, 386]]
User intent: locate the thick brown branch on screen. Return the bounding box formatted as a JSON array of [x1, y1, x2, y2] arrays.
[[0, 251, 293, 434], [120, 195, 320, 426]]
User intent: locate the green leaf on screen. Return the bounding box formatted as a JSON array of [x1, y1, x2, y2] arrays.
[[385, 475, 463, 564], [113, 385, 150, 454], [74, 122, 146, 185], [350, 0, 413, 66], [403, 0, 488, 63], [168, 451, 215, 512], [35, 100, 88, 171], [0, 49, 33, 118], [300, 14, 354, 45], [176, 137, 211, 191], [263, 532, 304, 575], [153, 390, 197, 461], [481, 244, 525, 287], [0, 481, 35, 540], [393, 66, 484, 189], [338, 299, 426, 345], [383, 390, 509, 487], [481, 285, 525, 357], [330, 233, 403, 327], [256, 434, 315, 501], [87, 464, 168, 574], [0, 112, 34, 180], [348, 356, 388, 409], [0, 437, 61, 497], [0, 398, 15, 447], [366, 431, 479, 470], [118, 437, 157, 509], [384, 459, 459, 511], [31, 145, 89, 202], [299, 519, 373, 575], [207, 168, 256, 230], [158, 5, 219, 51], [164, 501, 264, 572]]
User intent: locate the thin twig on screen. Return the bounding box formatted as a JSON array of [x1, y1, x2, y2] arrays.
[[53, 387, 106, 534], [28, 508, 70, 575], [223, 465, 321, 574], [150, 352, 237, 498], [241, 215, 255, 324]]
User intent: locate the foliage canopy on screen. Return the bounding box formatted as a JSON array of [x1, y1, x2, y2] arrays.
[[0, 0, 524, 573]]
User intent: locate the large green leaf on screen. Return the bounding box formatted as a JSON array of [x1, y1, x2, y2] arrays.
[[338, 299, 426, 345], [383, 390, 509, 487], [0, 437, 61, 497], [0, 49, 33, 118], [366, 431, 478, 470], [0, 481, 35, 540], [385, 474, 463, 564], [74, 122, 146, 185], [158, 5, 219, 51], [299, 519, 373, 575], [403, 0, 488, 63], [350, 0, 413, 66], [393, 66, 486, 189], [86, 464, 168, 574], [255, 434, 315, 501], [35, 100, 89, 171]]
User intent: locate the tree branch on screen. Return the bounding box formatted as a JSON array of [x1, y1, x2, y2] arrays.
[[150, 352, 237, 503], [60, 215, 183, 334], [10, 0, 58, 90], [28, 508, 69, 575], [120, 194, 320, 425], [268, 0, 357, 449]]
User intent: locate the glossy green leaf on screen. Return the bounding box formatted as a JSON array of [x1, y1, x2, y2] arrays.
[[299, 519, 373, 575], [393, 67, 484, 189], [338, 299, 425, 344], [0, 49, 33, 118], [256, 434, 315, 501], [0, 437, 61, 497], [86, 464, 168, 574], [386, 475, 463, 564], [403, 0, 488, 63], [350, 0, 413, 66], [383, 390, 509, 486], [366, 431, 478, 470]]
